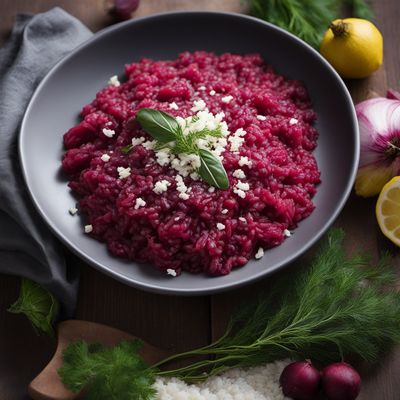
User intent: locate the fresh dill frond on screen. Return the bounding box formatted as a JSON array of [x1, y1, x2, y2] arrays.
[[248, 0, 374, 48], [8, 278, 58, 336], [59, 340, 157, 400], [154, 229, 400, 381], [345, 0, 374, 20]]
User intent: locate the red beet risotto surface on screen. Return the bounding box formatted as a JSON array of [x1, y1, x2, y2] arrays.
[[62, 52, 320, 276]]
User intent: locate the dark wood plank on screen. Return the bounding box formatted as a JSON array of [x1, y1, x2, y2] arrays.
[[75, 257, 210, 355], [0, 0, 399, 399]]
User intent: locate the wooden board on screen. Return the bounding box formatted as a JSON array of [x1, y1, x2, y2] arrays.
[[0, 1, 399, 399]]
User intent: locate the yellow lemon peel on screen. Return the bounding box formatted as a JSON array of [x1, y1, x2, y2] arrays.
[[320, 18, 383, 79]]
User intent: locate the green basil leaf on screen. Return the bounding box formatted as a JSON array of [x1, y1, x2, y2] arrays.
[[121, 144, 133, 154], [136, 108, 179, 143], [198, 149, 229, 189]]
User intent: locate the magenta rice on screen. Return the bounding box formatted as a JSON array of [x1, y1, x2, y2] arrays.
[[61, 51, 321, 276]]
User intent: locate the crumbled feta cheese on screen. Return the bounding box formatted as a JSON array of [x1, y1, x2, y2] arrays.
[[142, 140, 156, 150], [233, 169, 246, 179], [84, 224, 93, 233], [166, 268, 177, 277], [134, 197, 146, 210], [233, 188, 246, 199], [69, 207, 78, 216], [209, 90, 216, 96], [191, 99, 207, 112], [101, 154, 110, 162], [229, 135, 245, 152], [102, 128, 115, 138], [117, 166, 131, 179], [255, 247, 264, 259], [227, 128, 247, 153], [131, 137, 145, 147], [174, 217, 180, 221], [153, 180, 171, 194], [238, 156, 252, 167], [284, 229, 292, 237], [239, 217, 246, 222], [236, 180, 250, 191], [175, 175, 190, 200], [198, 86, 206, 91], [216, 223, 225, 231], [190, 172, 199, 181], [233, 180, 250, 199], [208, 186, 215, 193], [169, 102, 179, 110], [234, 128, 247, 137], [156, 149, 171, 166], [108, 75, 120, 87], [221, 209, 228, 214], [257, 115, 267, 121], [289, 118, 298, 125], [221, 95, 233, 103]]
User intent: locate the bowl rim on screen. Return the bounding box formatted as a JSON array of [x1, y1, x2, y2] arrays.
[[19, 10, 359, 295]]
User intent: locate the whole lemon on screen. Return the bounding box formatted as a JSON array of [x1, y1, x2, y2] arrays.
[[320, 18, 383, 79]]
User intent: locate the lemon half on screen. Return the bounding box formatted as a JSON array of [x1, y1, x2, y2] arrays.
[[376, 176, 400, 246]]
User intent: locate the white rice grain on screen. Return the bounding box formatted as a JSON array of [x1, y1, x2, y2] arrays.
[[154, 361, 290, 400]]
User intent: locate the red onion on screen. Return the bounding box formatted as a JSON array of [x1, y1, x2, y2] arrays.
[[321, 362, 361, 400], [112, 0, 140, 21], [355, 90, 400, 197], [279, 361, 321, 399]]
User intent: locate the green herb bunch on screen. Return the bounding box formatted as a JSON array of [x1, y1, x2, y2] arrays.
[[248, 0, 374, 48], [59, 340, 156, 400], [59, 229, 400, 397], [154, 229, 400, 380], [123, 108, 229, 189]]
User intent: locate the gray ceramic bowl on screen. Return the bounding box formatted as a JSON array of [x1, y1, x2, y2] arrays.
[[19, 11, 359, 295]]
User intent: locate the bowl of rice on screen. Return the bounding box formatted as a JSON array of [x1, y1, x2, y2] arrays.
[[19, 11, 359, 294]]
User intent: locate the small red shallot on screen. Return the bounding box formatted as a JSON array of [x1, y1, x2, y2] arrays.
[[321, 362, 361, 400], [355, 90, 400, 197], [279, 360, 321, 399], [111, 0, 140, 21]]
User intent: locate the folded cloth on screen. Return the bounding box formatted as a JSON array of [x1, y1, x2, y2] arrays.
[[0, 8, 92, 316]]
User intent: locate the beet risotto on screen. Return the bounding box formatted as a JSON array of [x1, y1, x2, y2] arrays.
[[62, 51, 321, 276]]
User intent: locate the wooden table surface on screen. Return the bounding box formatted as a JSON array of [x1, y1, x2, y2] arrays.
[[1, 1, 399, 399]]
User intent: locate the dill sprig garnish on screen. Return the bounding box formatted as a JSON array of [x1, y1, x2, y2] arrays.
[[248, 0, 374, 48]]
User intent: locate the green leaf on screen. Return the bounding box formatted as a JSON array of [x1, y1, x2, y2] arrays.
[[121, 144, 133, 154], [198, 149, 229, 189], [59, 340, 157, 400], [8, 279, 58, 336], [136, 108, 179, 143]]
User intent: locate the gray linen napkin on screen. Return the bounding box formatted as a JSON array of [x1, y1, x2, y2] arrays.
[[0, 8, 92, 316]]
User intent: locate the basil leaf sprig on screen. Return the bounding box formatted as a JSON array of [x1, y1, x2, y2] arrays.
[[134, 108, 229, 189]]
